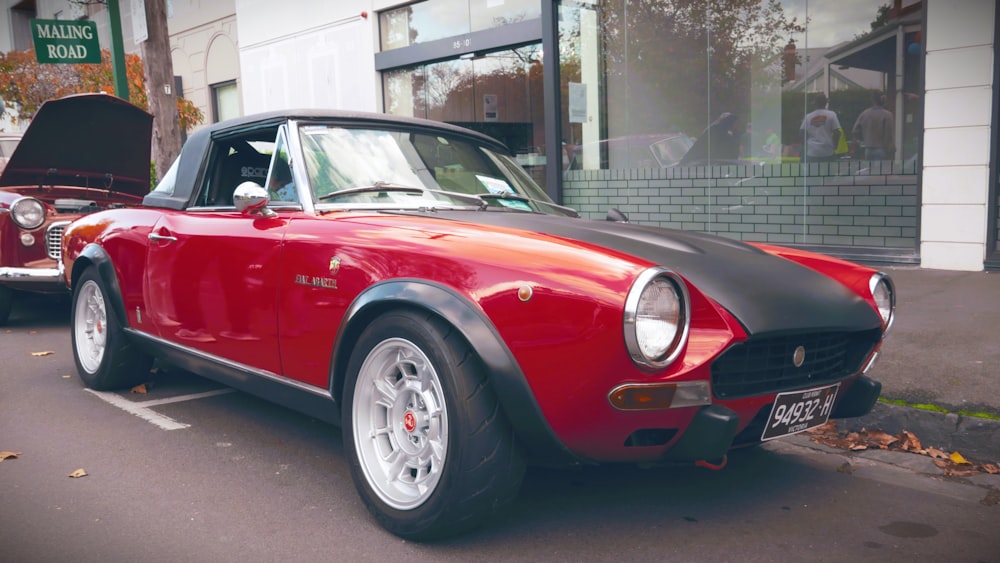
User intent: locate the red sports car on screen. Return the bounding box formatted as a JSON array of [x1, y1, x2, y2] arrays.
[[0, 94, 151, 324], [61, 103, 894, 540]]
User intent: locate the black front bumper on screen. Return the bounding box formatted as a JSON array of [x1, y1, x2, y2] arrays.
[[662, 375, 882, 462]]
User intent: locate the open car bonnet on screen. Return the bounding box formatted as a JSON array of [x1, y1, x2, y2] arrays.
[[0, 93, 153, 196]]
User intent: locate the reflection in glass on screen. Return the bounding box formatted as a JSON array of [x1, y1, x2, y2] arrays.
[[382, 45, 547, 187], [470, 0, 541, 32], [296, 125, 565, 215], [559, 0, 922, 254], [380, 0, 542, 51], [380, 0, 470, 50]]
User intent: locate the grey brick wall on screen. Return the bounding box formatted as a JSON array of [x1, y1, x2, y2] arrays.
[[563, 159, 918, 251]]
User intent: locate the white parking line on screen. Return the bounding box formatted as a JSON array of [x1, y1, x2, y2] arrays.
[[85, 388, 235, 430]]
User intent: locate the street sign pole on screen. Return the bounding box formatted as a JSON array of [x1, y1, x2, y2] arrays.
[[106, 0, 129, 101]]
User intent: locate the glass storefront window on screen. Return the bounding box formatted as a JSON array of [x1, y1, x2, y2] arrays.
[[380, 0, 541, 51], [469, 0, 541, 32], [383, 44, 547, 187], [381, 1, 470, 50], [559, 0, 923, 258]]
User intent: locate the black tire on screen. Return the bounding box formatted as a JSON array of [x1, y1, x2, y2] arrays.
[[343, 309, 525, 540], [70, 267, 152, 390], [0, 286, 12, 326]]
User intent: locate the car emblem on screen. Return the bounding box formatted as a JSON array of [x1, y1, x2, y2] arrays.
[[329, 257, 341, 276], [403, 411, 416, 433], [793, 345, 806, 368]]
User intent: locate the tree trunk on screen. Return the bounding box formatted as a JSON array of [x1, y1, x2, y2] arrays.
[[140, 0, 182, 183]]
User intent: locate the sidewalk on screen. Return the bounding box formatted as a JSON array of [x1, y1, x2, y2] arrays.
[[838, 266, 1000, 463]]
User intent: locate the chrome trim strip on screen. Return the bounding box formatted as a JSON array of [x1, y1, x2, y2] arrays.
[[125, 328, 331, 399], [45, 220, 71, 260], [623, 267, 692, 371], [0, 266, 63, 283]]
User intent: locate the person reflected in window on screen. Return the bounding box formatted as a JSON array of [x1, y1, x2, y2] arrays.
[[852, 90, 895, 161], [800, 93, 841, 162], [268, 157, 296, 202]]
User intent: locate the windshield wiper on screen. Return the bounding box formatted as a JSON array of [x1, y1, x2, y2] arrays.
[[318, 181, 424, 201], [476, 192, 580, 217], [476, 191, 530, 202]]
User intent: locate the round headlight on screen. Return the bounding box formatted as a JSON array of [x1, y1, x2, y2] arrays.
[[869, 272, 895, 334], [11, 197, 46, 230], [624, 268, 690, 370]]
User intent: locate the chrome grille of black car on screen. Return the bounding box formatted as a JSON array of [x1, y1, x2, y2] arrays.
[[46, 221, 70, 260], [710, 329, 882, 399]]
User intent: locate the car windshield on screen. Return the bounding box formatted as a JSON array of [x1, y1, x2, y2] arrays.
[[296, 124, 575, 216]]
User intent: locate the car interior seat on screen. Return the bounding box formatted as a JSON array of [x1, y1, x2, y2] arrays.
[[216, 149, 271, 206]]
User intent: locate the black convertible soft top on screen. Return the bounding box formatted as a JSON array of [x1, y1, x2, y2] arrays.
[[142, 108, 511, 211]]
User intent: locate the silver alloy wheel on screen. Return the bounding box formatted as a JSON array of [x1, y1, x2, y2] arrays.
[[74, 279, 107, 374], [352, 337, 449, 510]]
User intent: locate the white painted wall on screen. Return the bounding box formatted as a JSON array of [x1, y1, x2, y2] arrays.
[[167, 0, 239, 129], [921, 0, 995, 271], [235, 0, 378, 114]]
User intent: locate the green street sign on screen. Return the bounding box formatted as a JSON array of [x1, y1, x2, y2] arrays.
[[30, 19, 101, 64]]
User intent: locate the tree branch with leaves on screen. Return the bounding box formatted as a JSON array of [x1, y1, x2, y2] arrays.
[[0, 48, 202, 132]]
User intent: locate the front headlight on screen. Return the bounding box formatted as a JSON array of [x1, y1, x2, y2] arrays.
[[624, 268, 690, 370], [11, 197, 46, 230], [869, 272, 895, 334]]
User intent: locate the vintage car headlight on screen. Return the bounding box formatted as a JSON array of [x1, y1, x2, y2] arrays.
[[10, 197, 46, 230], [869, 272, 895, 334], [624, 268, 690, 370]]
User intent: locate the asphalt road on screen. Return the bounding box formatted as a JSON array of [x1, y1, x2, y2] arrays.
[[1, 293, 998, 562]]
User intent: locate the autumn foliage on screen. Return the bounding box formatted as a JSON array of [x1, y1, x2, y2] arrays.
[[0, 48, 202, 131]]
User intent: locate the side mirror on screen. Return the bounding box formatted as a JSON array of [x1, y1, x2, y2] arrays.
[[233, 181, 275, 217]]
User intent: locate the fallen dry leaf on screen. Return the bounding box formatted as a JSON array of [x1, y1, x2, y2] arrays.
[[868, 430, 898, 449], [949, 451, 970, 465], [807, 422, 998, 475], [933, 459, 978, 477], [926, 447, 949, 459], [898, 430, 923, 453], [131, 383, 149, 394], [31, 351, 55, 357], [0, 451, 21, 462], [68, 468, 88, 478]]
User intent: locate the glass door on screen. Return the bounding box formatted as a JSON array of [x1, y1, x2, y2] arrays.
[[383, 43, 548, 188]]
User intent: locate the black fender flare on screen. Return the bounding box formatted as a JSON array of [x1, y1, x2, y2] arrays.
[[331, 279, 579, 466], [70, 244, 129, 331]]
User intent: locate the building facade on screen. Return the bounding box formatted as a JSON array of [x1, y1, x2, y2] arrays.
[[1, 0, 997, 271]]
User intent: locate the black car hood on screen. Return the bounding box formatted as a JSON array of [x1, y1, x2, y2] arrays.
[[0, 93, 153, 196], [425, 210, 881, 336]]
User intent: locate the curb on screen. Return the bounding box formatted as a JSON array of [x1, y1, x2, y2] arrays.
[[839, 402, 1000, 464]]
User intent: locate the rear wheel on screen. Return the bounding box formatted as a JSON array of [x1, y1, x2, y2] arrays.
[[343, 309, 524, 540], [71, 267, 152, 390]]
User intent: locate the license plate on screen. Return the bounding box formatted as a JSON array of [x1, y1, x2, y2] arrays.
[[761, 383, 840, 441]]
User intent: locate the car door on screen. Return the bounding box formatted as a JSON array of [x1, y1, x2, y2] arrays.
[[145, 210, 287, 374], [144, 132, 288, 375]]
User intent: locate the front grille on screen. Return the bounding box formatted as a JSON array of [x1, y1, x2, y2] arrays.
[[710, 329, 881, 399], [45, 221, 70, 260]]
